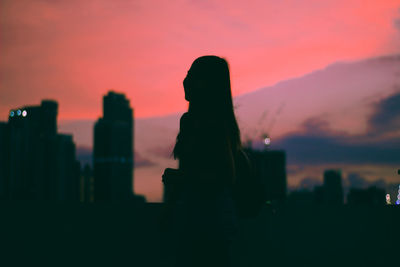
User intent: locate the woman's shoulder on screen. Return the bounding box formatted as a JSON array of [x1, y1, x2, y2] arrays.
[[179, 112, 208, 132], [180, 112, 190, 120], [181, 112, 196, 125], [179, 112, 193, 133]]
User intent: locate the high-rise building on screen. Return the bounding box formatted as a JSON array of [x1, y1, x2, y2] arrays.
[[323, 169, 343, 205], [5, 100, 80, 200], [347, 186, 385, 206], [8, 101, 59, 200], [57, 134, 81, 201], [81, 164, 94, 202], [247, 149, 287, 203], [0, 122, 10, 200], [93, 91, 134, 201]]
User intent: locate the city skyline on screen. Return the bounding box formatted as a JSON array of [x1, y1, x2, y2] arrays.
[[1, 1, 400, 202], [56, 54, 399, 202], [2, 54, 398, 202], [0, 100, 81, 201], [0, 89, 398, 204]]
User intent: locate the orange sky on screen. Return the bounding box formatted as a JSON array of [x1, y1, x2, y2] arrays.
[[1, 0, 400, 120]]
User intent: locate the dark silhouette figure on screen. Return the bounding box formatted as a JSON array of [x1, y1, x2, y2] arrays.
[[162, 56, 243, 267]]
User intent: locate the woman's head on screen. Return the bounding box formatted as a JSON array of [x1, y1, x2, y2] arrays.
[[178, 55, 241, 151], [174, 56, 242, 184], [183, 56, 233, 115]]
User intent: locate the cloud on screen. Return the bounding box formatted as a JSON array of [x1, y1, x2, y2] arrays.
[[270, 92, 400, 165], [300, 117, 332, 136], [272, 128, 400, 165], [368, 90, 400, 135]]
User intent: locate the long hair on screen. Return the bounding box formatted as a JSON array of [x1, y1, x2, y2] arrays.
[[173, 56, 242, 184]]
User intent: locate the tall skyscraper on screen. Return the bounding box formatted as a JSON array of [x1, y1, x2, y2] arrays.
[[8, 100, 58, 200], [0, 122, 10, 200], [323, 169, 343, 205], [5, 100, 80, 200], [93, 91, 134, 201]]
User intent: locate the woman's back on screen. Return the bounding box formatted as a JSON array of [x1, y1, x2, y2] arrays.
[[175, 112, 235, 185], [172, 112, 238, 267]]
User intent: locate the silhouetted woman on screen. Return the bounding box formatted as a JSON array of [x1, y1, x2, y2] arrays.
[[163, 56, 242, 267]]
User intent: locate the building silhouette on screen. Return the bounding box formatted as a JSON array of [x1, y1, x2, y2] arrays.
[[323, 169, 344, 205], [313, 185, 325, 204], [246, 149, 287, 203], [3, 100, 80, 200], [57, 134, 81, 200], [93, 91, 134, 201], [287, 189, 315, 206], [347, 186, 386, 206], [81, 164, 94, 202], [0, 122, 10, 200]]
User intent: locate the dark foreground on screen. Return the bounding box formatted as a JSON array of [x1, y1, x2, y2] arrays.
[[1, 203, 398, 267]]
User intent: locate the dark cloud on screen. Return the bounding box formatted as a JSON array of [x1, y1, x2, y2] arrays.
[[301, 117, 331, 136], [271, 133, 400, 165], [368, 90, 400, 135], [270, 92, 400, 165]]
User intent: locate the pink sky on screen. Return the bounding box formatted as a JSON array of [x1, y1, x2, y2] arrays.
[[1, 0, 400, 120]]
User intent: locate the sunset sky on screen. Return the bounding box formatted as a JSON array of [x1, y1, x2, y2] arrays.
[[1, 0, 400, 120], [2, 1, 400, 202]]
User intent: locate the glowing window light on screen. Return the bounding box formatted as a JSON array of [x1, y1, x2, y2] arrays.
[[22, 110, 27, 117], [386, 194, 391, 205], [17, 110, 21, 116], [264, 137, 271, 146], [396, 185, 400, 205], [10, 111, 15, 117]]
